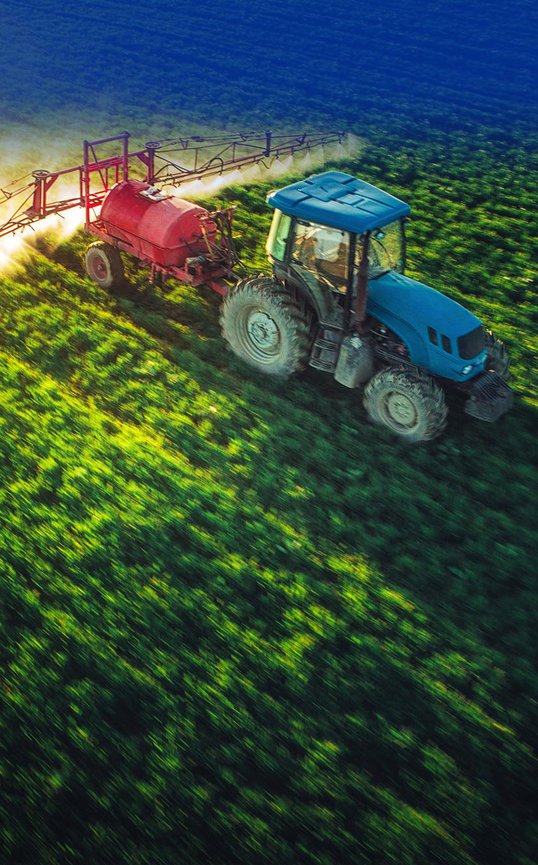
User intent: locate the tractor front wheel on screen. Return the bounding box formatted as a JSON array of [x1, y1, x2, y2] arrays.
[[363, 369, 448, 442], [85, 242, 124, 289], [485, 330, 510, 380], [220, 277, 312, 376]]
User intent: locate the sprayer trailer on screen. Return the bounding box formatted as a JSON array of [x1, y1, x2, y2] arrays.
[[0, 131, 513, 442], [86, 177, 235, 296]]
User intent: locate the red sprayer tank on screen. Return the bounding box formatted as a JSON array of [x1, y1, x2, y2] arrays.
[[99, 179, 216, 267]]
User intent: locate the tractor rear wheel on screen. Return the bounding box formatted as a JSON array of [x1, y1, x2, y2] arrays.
[[85, 242, 124, 289], [363, 369, 448, 442], [485, 329, 510, 380], [220, 277, 312, 376]]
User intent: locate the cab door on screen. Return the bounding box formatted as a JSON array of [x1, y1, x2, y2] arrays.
[[289, 220, 350, 296]]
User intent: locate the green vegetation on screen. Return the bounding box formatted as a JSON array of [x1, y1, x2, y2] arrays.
[[0, 127, 536, 865]]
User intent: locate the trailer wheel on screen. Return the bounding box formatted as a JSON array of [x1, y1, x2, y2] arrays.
[[85, 242, 124, 289], [485, 329, 510, 380], [363, 369, 448, 442], [220, 277, 312, 376]]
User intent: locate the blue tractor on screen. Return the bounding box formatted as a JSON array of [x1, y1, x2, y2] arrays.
[[220, 171, 513, 442]]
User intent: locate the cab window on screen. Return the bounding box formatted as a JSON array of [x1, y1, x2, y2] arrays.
[[291, 222, 349, 292], [266, 209, 291, 261]]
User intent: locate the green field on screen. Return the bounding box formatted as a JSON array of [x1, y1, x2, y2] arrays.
[[0, 123, 537, 864]]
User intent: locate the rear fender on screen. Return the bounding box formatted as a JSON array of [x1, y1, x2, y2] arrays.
[[273, 262, 335, 322]]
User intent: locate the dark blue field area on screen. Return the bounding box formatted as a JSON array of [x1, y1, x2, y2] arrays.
[[1, 0, 537, 132], [1, 4, 538, 865]]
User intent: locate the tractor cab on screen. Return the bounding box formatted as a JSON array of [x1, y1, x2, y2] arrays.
[[266, 171, 410, 315]]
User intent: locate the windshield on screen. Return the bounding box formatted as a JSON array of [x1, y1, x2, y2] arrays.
[[361, 220, 404, 277]]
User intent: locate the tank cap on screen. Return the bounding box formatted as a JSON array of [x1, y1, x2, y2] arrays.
[[139, 186, 170, 202]]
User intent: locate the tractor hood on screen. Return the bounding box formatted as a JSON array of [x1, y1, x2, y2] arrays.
[[367, 271, 486, 379]]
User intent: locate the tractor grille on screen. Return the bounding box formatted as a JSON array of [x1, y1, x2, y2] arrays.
[[458, 325, 485, 359], [464, 371, 514, 422]]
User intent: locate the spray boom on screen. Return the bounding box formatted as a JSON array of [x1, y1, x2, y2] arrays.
[[0, 130, 345, 240]]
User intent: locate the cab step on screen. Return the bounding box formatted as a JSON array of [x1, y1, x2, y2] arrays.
[[309, 327, 342, 372]]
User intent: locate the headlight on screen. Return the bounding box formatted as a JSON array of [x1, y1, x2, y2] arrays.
[[461, 364, 473, 375]]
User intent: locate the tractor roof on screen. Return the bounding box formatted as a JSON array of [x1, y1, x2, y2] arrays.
[[267, 171, 410, 233]]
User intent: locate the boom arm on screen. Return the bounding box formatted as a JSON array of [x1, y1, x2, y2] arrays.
[[0, 130, 345, 240]]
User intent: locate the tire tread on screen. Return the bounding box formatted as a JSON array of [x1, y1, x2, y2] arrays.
[[363, 368, 448, 442], [221, 277, 313, 375]]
